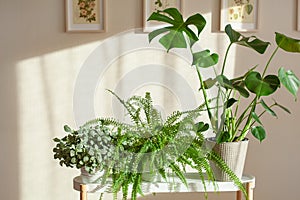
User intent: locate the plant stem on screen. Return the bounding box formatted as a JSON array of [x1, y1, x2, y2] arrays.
[[262, 46, 279, 77], [221, 43, 233, 75], [196, 66, 212, 120], [249, 103, 276, 127], [236, 96, 258, 141], [215, 43, 232, 141], [188, 44, 212, 121]]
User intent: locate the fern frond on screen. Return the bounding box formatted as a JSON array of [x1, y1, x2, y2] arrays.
[[127, 94, 152, 123], [169, 162, 187, 187], [208, 151, 247, 198], [121, 182, 129, 200], [131, 173, 142, 200], [107, 89, 144, 126], [81, 117, 132, 132]]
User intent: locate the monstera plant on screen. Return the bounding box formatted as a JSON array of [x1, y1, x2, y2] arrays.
[[147, 7, 300, 183], [147, 7, 300, 144]]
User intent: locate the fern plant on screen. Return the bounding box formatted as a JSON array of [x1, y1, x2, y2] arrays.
[[54, 89, 247, 199], [81, 90, 207, 199], [84, 90, 248, 199]]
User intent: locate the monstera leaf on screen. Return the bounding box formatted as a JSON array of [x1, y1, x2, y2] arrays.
[[148, 8, 206, 51], [225, 24, 270, 54], [278, 67, 300, 100], [276, 32, 300, 53], [192, 50, 219, 68], [245, 71, 280, 96]]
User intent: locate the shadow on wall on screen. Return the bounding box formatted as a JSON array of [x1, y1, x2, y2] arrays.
[[0, 64, 19, 200]]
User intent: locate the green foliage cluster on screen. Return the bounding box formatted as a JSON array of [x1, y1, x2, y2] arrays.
[[51, 7, 300, 199], [147, 8, 300, 144], [82, 90, 211, 200], [54, 90, 247, 199], [53, 121, 116, 174]]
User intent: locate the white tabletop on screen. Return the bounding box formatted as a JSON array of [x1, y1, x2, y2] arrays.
[[73, 172, 255, 194]]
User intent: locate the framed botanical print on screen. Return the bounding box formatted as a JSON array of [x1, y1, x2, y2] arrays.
[[220, 0, 258, 32], [65, 0, 106, 32], [143, 0, 182, 32]]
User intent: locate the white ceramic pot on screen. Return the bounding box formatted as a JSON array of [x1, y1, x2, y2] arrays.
[[142, 172, 167, 182], [206, 137, 249, 182], [80, 168, 105, 183]]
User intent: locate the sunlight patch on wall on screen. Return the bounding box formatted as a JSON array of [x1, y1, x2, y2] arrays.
[[14, 28, 237, 200], [94, 49, 200, 121], [16, 41, 101, 200]]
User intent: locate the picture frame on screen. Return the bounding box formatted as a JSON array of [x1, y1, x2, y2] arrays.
[[143, 0, 182, 32], [65, 0, 106, 32], [220, 0, 258, 32]]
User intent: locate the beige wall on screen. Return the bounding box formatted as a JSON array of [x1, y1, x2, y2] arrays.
[[1, 0, 300, 200]]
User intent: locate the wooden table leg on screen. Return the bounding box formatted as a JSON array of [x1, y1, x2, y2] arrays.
[[80, 184, 87, 200], [236, 190, 242, 200], [246, 182, 255, 200]]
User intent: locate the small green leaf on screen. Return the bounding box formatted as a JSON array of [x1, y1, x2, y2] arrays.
[[85, 166, 90, 172], [226, 98, 238, 108], [260, 100, 277, 118], [196, 122, 209, 132], [233, 82, 250, 98], [83, 156, 89, 163], [251, 126, 266, 142], [275, 32, 300, 53], [216, 75, 233, 89], [53, 138, 60, 142], [64, 125, 72, 133], [245, 71, 280, 96], [193, 50, 219, 68], [202, 78, 217, 89], [278, 67, 300, 100], [70, 150, 75, 157], [71, 157, 77, 164], [217, 131, 231, 144], [251, 112, 262, 125], [225, 24, 240, 43]]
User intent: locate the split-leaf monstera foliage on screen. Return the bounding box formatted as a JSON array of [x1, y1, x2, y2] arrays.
[[148, 8, 300, 143]]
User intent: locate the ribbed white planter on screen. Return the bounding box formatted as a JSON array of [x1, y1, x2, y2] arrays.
[[206, 137, 249, 182], [80, 168, 105, 183]]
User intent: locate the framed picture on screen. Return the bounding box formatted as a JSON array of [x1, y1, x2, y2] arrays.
[[143, 0, 182, 32], [220, 0, 258, 32], [65, 0, 106, 32]]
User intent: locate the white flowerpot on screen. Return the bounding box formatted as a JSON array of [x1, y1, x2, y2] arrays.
[[80, 168, 105, 183], [142, 172, 167, 182], [206, 137, 249, 182]]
